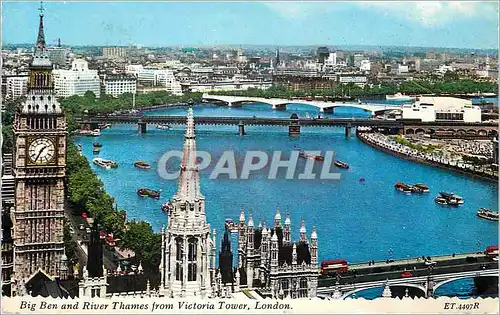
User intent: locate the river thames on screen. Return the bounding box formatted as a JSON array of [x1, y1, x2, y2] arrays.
[[75, 100, 498, 298]]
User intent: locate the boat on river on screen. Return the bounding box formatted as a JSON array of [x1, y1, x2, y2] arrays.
[[386, 93, 414, 101], [93, 147, 100, 154], [435, 192, 462, 206], [79, 129, 101, 137], [134, 161, 151, 169], [93, 142, 102, 148], [439, 192, 464, 205], [156, 124, 170, 130], [225, 219, 239, 234], [299, 151, 324, 161], [334, 160, 349, 169], [434, 197, 448, 205], [394, 182, 412, 194], [93, 158, 118, 169], [413, 183, 430, 193], [477, 208, 499, 221], [137, 188, 160, 199]]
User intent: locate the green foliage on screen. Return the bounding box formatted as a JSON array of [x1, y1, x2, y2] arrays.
[[60, 91, 203, 133], [210, 79, 497, 99], [1, 97, 24, 153], [63, 218, 77, 264], [65, 141, 160, 270], [121, 221, 162, 271]]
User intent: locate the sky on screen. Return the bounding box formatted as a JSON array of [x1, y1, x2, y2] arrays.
[[2, 1, 499, 49]]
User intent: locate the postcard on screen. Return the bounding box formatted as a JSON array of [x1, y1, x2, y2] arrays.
[[1, 1, 498, 314]]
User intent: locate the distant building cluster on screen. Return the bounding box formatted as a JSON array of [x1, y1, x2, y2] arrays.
[[1, 10, 497, 104]]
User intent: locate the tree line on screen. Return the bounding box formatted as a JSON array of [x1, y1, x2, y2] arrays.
[[210, 78, 498, 99]]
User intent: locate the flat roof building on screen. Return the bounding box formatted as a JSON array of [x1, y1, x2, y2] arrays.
[[402, 96, 482, 123]]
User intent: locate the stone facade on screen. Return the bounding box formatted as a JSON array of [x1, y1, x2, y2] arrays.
[[237, 208, 319, 298], [158, 108, 215, 298], [11, 4, 67, 293]]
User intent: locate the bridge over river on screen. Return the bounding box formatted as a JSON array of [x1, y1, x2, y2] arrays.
[[78, 115, 498, 138], [202, 93, 401, 115], [317, 252, 498, 299]]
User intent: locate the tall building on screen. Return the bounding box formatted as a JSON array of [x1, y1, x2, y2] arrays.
[[47, 46, 70, 69], [11, 4, 67, 294], [102, 46, 128, 59], [158, 108, 216, 298], [236, 208, 319, 298], [103, 74, 137, 97], [52, 59, 101, 98], [317, 47, 330, 64], [6, 76, 29, 99]]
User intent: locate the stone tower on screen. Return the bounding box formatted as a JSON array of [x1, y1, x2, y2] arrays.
[[159, 108, 214, 298], [12, 3, 67, 287]]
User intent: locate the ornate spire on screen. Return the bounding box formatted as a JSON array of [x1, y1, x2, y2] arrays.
[[36, 1, 46, 51], [174, 108, 203, 202]]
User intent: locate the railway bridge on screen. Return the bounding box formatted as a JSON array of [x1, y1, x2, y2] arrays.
[[77, 115, 498, 138], [317, 253, 498, 299]]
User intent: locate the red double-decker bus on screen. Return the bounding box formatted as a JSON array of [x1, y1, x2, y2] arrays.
[[485, 245, 498, 257], [320, 259, 348, 275]]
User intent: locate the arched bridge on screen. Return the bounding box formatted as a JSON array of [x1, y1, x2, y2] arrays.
[[203, 93, 401, 115], [317, 252, 498, 299]]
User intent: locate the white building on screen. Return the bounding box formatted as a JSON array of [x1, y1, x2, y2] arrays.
[[6, 76, 29, 99], [126, 65, 183, 95], [324, 52, 337, 68], [402, 96, 482, 123], [398, 65, 409, 74], [360, 60, 371, 72], [181, 81, 272, 93], [53, 59, 101, 98], [103, 75, 137, 97], [338, 74, 367, 86]]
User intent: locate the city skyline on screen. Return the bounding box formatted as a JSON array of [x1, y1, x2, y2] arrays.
[[2, 1, 499, 49]]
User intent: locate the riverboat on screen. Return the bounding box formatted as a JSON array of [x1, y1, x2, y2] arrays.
[[299, 151, 324, 161], [93, 158, 118, 169], [414, 183, 430, 193], [439, 192, 464, 205], [79, 129, 101, 137], [156, 124, 171, 130], [386, 93, 414, 101], [93, 147, 100, 154], [477, 208, 499, 221], [137, 188, 160, 199], [334, 160, 350, 169], [134, 161, 151, 169], [434, 197, 448, 205], [93, 142, 102, 148], [394, 182, 412, 194]]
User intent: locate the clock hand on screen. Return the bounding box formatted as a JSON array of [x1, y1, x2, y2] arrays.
[[34, 145, 48, 162]]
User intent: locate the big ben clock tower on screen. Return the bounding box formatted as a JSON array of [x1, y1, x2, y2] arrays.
[[11, 3, 67, 285]]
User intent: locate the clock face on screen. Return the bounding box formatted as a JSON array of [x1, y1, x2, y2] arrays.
[[28, 138, 56, 164]]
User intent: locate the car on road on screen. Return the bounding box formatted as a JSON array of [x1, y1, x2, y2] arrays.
[[79, 224, 85, 230], [401, 271, 413, 278], [425, 261, 437, 266]]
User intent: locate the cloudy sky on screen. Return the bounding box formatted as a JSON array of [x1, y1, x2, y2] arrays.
[[2, 1, 499, 48]]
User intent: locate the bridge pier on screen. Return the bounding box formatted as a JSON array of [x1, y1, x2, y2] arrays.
[[275, 104, 286, 111], [238, 121, 245, 136], [138, 121, 147, 134], [345, 124, 352, 138], [289, 122, 300, 137]]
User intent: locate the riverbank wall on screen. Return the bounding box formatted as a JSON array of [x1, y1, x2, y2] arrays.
[[356, 131, 498, 183]]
